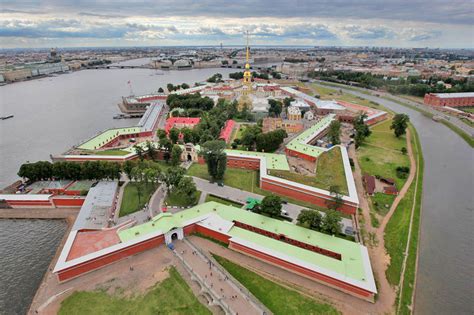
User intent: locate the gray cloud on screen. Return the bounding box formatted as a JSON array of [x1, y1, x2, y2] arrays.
[[344, 25, 395, 40], [2, 0, 472, 25]]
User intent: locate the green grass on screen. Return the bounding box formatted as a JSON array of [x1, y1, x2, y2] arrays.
[[165, 190, 201, 207], [94, 149, 130, 156], [394, 127, 424, 314], [384, 126, 422, 287], [371, 193, 396, 216], [213, 254, 339, 315], [67, 180, 95, 191], [58, 267, 210, 315], [314, 148, 348, 194], [204, 194, 243, 208], [460, 106, 474, 114], [357, 119, 410, 190], [119, 182, 158, 217]]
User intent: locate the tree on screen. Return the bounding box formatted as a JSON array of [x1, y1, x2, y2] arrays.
[[161, 167, 185, 193], [134, 145, 145, 161], [207, 73, 223, 83], [157, 129, 167, 141], [169, 127, 180, 144], [283, 97, 294, 107], [391, 113, 410, 138], [146, 141, 156, 161], [321, 210, 342, 235], [327, 120, 341, 145], [181, 83, 190, 89], [240, 125, 262, 150], [181, 127, 194, 143], [158, 87, 164, 93], [297, 210, 323, 231], [200, 140, 227, 181], [167, 83, 174, 92], [326, 185, 344, 211], [268, 99, 282, 117], [176, 177, 197, 203], [401, 147, 407, 155], [353, 114, 371, 148], [256, 129, 287, 152], [171, 144, 183, 166], [259, 195, 282, 218]]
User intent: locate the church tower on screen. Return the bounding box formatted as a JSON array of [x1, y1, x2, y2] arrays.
[[238, 31, 253, 111]]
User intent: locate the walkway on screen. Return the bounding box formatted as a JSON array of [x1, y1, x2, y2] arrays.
[[192, 176, 353, 232], [173, 239, 265, 315]]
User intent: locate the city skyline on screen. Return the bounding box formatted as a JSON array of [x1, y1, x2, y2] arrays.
[[1, 0, 473, 49]]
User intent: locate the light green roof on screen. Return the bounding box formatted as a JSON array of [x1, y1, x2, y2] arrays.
[[225, 149, 290, 170], [285, 115, 334, 158], [118, 202, 368, 284], [78, 127, 142, 150]]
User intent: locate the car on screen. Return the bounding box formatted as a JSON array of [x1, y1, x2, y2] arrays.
[[344, 226, 355, 236], [217, 182, 224, 187], [281, 200, 288, 204], [281, 210, 289, 216]]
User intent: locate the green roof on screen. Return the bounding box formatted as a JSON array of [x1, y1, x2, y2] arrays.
[[225, 150, 290, 170], [118, 202, 368, 284], [78, 127, 142, 150], [285, 115, 334, 158]]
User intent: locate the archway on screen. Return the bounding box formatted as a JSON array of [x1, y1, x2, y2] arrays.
[[171, 232, 178, 241], [187, 154, 192, 161]]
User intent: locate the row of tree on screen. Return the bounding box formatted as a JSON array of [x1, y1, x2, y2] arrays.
[[18, 160, 122, 182], [165, 83, 190, 92], [297, 209, 343, 235], [166, 93, 214, 111]]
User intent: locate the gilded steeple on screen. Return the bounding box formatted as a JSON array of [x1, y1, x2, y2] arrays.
[[243, 31, 252, 85]]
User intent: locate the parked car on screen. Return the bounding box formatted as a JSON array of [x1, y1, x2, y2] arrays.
[[344, 226, 355, 236], [281, 210, 289, 216], [217, 182, 224, 187]]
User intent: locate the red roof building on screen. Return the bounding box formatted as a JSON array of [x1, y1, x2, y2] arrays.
[[219, 120, 236, 143], [165, 117, 201, 133], [383, 186, 399, 195]]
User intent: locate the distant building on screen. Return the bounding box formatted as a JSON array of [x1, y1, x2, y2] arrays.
[[262, 117, 303, 134], [287, 106, 302, 120], [424, 92, 474, 107], [165, 117, 201, 133], [304, 111, 315, 120]]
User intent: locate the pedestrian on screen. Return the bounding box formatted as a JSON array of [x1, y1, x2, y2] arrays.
[[210, 272, 212, 277]]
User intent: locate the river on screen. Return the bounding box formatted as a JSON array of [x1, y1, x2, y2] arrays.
[[0, 60, 235, 315], [324, 84, 474, 315], [0, 59, 235, 187], [0, 219, 68, 315]]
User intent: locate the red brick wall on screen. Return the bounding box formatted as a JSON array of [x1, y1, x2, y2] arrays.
[[261, 178, 357, 215], [229, 241, 374, 301], [58, 234, 165, 282], [226, 156, 260, 170], [284, 148, 317, 162], [195, 225, 230, 244], [51, 197, 85, 207], [424, 93, 474, 107]]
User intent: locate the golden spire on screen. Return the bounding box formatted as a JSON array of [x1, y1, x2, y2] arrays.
[[245, 30, 250, 68]]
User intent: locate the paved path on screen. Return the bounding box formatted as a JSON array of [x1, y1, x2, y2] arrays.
[[192, 176, 353, 233], [173, 240, 264, 315]]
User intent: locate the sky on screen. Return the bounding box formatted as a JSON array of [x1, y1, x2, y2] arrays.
[[0, 0, 473, 49]]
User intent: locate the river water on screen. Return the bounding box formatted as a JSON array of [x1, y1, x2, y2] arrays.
[[331, 86, 474, 315], [0, 59, 234, 187], [0, 219, 68, 315], [0, 60, 234, 314]]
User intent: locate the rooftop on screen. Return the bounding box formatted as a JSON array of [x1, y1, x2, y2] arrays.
[[432, 92, 474, 98], [285, 114, 335, 158], [225, 149, 290, 170], [72, 181, 118, 231], [118, 202, 375, 293], [78, 127, 142, 150]]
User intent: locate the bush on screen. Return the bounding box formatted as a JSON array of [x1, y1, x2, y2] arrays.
[[396, 166, 410, 179]]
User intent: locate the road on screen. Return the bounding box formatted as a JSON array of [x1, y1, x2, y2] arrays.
[[191, 176, 354, 234]]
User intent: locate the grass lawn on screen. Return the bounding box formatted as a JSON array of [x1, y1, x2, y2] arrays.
[[58, 267, 210, 315], [357, 119, 410, 190], [165, 190, 201, 207], [119, 182, 158, 217], [204, 194, 243, 208], [460, 106, 474, 114], [213, 254, 339, 315], [371, 193, 395, 216], [67, 180, 95, 191], [94, 149, 130, 156], [269, 148, 348, 195]]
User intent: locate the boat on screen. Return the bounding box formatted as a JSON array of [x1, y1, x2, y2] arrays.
[[1, 115, 14, 120]]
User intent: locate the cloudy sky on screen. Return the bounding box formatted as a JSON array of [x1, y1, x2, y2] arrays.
[[1, 0, 473, 48]]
